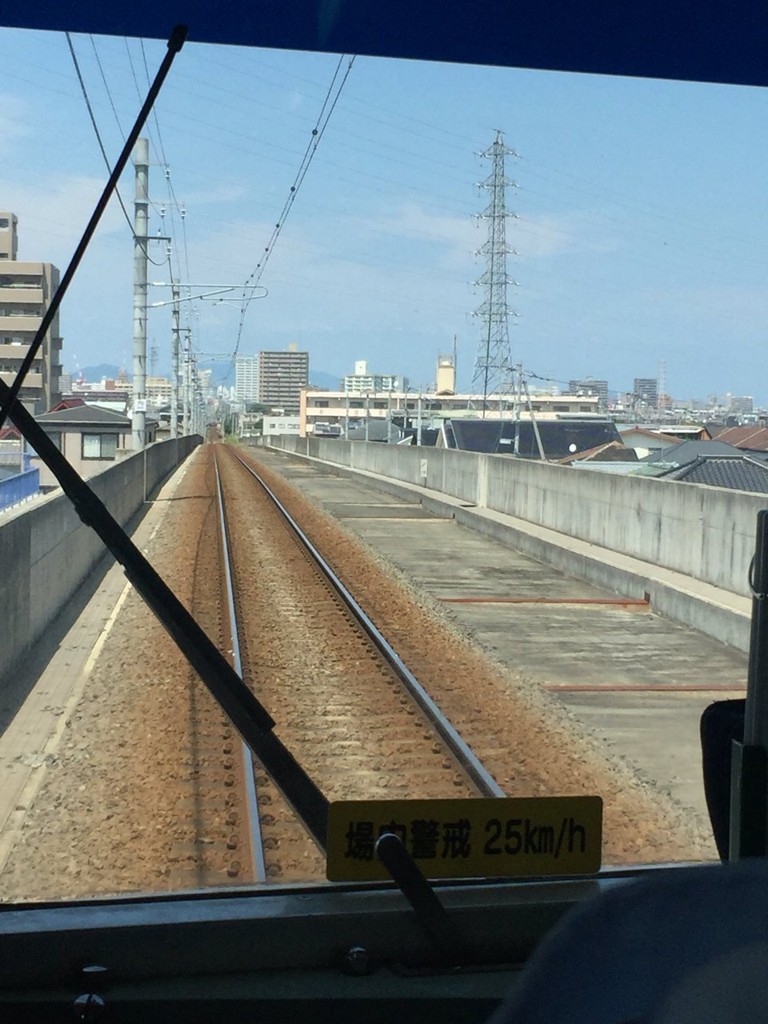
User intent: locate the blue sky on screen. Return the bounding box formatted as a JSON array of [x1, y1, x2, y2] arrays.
[[2, 27, 767, 403]]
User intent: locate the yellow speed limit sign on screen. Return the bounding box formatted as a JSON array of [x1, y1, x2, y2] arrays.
[[326, 796, 602, 882]]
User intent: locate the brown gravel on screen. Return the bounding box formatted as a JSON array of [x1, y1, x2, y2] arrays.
[[235, 445, 714, 866], [0, 442, 713, 903]]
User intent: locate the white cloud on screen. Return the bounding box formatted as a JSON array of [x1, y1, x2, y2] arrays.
[[0, 95, 34, 155], [0, 172, 127, 266], [512, 210, 621, 259]]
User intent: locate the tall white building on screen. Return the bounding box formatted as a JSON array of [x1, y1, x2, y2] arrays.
[[235, 355, 259, 403], [342, 359, 408, 394]]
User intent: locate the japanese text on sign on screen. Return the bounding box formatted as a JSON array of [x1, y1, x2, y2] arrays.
[[326, 796, 602, 881]]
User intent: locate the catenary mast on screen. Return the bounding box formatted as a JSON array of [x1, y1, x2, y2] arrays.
[[471, 131, 518, 415]]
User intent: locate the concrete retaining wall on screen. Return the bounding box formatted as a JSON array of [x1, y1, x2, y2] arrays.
[[0, 436, 200, 684], [265, 435, 766, 598]]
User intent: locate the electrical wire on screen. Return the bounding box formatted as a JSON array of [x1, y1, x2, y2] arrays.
[[67, 33, 168, 266], [90, 35, 125, 137], [230, 54, 356, 366]]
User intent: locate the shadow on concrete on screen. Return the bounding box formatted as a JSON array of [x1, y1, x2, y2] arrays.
[[0, 497, 156, 740]]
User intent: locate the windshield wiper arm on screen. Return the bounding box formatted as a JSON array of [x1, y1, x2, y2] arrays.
[[1, 387, 329, 852]]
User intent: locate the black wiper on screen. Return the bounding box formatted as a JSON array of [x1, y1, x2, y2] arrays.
[[0, 387, 329, 850], [0, 23, 329, 852]]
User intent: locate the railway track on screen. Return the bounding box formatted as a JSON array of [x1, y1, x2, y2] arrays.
[[210, 443, 505, 882], [0, 443, 715, 903]]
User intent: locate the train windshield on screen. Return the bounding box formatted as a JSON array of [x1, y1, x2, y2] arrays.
[[0, 26, 761, 904]]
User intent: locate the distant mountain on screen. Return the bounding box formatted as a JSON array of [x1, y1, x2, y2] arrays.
[[72, 362, 342, 390], [309, 370, 341, 389]]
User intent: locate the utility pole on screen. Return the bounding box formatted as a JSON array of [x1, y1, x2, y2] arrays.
[[519, 366, 545, 460], [171, 282, 180, 439], [471, 131, 518, 416], [513, 365, 523, 455], [148, 281, 244, 437], [132, 137, 149, 452], [184, 352, 196, 436]]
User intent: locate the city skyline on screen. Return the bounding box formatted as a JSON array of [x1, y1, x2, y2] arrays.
[[2, 30, 767, 405]]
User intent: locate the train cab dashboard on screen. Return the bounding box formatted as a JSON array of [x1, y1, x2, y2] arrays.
[[2, 859, 768, 1022]]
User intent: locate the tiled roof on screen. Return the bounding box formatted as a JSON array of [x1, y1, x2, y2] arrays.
[[619, 427, 681, 443], [559, 441, 638, 464], [714, 426, 768, 451], [48, 398, 87, 412], [641, 439, 742, 463], [35, 405, 130, 426], [657, 455, 768, 492]]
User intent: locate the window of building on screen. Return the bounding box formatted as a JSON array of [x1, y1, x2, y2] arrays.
[[0, 218, 8, 228], [554, 404, 570, 412], [350, 400, 364, 409], [373, 401, 387, 409], [82, 433, 118, 460], [580, 405, 593, 412], [312, 399, 329, 408]]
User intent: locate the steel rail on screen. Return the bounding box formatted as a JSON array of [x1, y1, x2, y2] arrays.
[[230, 450, 505, 799], [213, 452, 268, 883]]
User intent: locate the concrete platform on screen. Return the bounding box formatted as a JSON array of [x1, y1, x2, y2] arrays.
[[257, 447, 748, 830]]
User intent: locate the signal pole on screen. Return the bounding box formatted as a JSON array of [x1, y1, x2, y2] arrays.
[[471, 131, 518, 416], [149, 281, 246, 437]]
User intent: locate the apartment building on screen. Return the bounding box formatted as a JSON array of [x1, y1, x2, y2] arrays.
[[0, 213, 62, 413], [235, 355, 259, 403], [258, 348, 308, 411], [569, 378, 609, 409], [633, 377, 659, 408], [300, 389, 600, 437], [342, 360, 408, 394]]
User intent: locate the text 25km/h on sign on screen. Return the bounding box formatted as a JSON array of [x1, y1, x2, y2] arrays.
[[326, 795, 603, 882]]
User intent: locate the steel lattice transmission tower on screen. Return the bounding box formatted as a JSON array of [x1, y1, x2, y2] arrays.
[[471, 131, 519, 413]]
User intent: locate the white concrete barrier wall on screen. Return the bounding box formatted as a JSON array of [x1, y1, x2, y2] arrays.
[[264, 435, 767, 596], [0, 437, 200, 684], [483, 457, 765, 594]]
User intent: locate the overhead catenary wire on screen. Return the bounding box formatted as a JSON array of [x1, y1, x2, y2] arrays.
[[140, 38, 187, 279], [67, 32, 168, 267], [230, 54, 356, 365], [90, 35, 126, 137]]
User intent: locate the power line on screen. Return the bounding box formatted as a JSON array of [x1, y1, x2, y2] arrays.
[[90, 35, 125, 137], [67, 33, 168, 267], [231, 54, 356, 364]]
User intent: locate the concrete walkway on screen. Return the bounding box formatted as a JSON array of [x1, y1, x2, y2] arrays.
[[0, 459, 191, 875]]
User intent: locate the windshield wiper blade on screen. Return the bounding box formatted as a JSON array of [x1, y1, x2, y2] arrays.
[[0, 383, 329, 851]]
